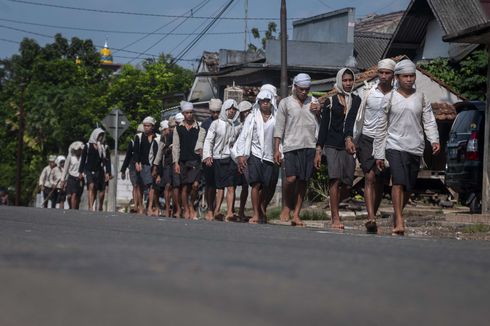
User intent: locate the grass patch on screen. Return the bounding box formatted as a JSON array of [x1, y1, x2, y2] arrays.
[[462, 224, 490, 234]]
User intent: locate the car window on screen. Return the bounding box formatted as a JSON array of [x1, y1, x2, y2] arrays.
[[451, 110, 482, 134]]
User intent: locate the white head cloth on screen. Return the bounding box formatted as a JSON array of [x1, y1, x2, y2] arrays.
[[238, 101, 252, 113], [160, 120, 169, 131], [142, 116, 156, 125], [260, 84, 277, 96], [180, 101, 193, 112], [395, 59, 416, 75], [293, 73, 311, 88], [219, 99, 238, 121], [55, 155, 66, 166], [69, 141, 84, 152], [209, 98, 223, 112], [136, 123, 144, 133], [175, 113, 184, 123], [48, 155, 56, 162], [378, 58, 396, 71], [334, 68, 355, 114]]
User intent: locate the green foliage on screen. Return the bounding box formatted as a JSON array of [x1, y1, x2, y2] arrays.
[[248, 22, 278, 51], [307, 164, 329, 202], [420, 50, 488, 101], [0, 35, 194, 205]]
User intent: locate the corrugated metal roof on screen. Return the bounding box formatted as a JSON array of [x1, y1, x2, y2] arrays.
[[428, 0, 488, 35], [355, 11, 404, 33], [354, 32, 392, 69], [385, 0, 488, 58]]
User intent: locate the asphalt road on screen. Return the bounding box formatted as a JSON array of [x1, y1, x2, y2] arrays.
[[1, 206, 489, 326]]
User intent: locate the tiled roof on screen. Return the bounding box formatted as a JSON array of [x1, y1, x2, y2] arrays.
[[355, 11, 404, 33]]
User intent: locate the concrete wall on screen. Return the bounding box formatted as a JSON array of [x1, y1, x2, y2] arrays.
[[266, 40, 353, 67], [421, 20, 450, 60], [293, 8, 355, 44]]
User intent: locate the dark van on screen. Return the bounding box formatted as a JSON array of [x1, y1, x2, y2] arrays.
[[445, 101, 485, 213]]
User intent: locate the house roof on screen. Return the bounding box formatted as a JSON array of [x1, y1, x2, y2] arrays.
[[355, 11, 404, 34], [384, 0, 488, 58], [354, 32, 392, 70]]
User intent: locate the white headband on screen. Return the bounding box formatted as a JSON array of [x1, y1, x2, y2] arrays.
[[142, 116, 156, 125], [378, 58, 396, 71], [180, 101, 193, 112], [293, 73, 311, 88], [395, 59, 416, 75]]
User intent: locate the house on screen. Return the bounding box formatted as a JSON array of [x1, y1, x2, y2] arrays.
[[384, 0, 489, 62]]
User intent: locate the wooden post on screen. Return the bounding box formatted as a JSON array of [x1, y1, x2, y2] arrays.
[[482, 44, 490, 213], [280, 0, 288, 99]]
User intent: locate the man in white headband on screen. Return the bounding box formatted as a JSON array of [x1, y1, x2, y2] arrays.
[[195, 98, 222, 220], [175, 113, 184, 125], [121, 124, 144, 214], [39, 155, 57, 208], [173, 100, 202, 219], [134, 116, 160, 215], [315, 67, 361, 230], [235, 90, 279, 224], [274, 73, 320, 226], [153, 118, 177, 217], [374, 59, 440, 235], [203, 99, 239, 221], [235, 100, 253, 221], [349, 58, 396, 233]]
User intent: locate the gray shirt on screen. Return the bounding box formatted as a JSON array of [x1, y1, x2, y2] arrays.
[[373, 91, 439, 159], [274, 94, 319, 153]]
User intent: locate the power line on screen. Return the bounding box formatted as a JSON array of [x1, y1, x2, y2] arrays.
[[173, 0, 235, 63], [0, 37, 20, 44], [8, 0, 302, 21], [126, 0, 211, 62], [0, 17, 270, 35], [117, 0, 210, 54]]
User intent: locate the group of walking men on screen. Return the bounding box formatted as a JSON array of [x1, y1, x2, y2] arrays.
[[39, 128, 112, 211], [41, 57, 439, 235]]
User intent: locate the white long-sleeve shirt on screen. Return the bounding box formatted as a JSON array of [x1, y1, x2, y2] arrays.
[[50, 166, 64, 189], [234, 110, 276, 163], [62, 154, 81, 180], [39, 165, 55, 188], [373, 91, 439, 160], [362, 86, 387, 138], [202, 119, 239, 160]]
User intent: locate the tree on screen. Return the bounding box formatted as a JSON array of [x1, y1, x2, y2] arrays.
[[248, 22, 278, 52], [420, 49, 488, 101]]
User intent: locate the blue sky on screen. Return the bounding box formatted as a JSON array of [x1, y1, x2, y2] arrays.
[[0, 0, 410, 69]]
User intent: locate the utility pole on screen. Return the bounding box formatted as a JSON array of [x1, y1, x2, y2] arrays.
[[280, 0, 288, 99], [15, 85, 25, 206], [244, 0, 248, 51]]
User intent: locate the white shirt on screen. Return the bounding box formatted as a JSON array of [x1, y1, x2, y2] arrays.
[[251, 114, 275, 163], [362, 86, 386, 138], [39, 165, 55, 187], [62, 154, 81, 180], [203, 119, 239, 160], [373, 91, 439, 159]]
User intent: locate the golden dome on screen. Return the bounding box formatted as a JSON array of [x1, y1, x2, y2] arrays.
[[100, 40, 113, 64]]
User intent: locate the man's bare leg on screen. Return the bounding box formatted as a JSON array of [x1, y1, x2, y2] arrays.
[[291, 180, 306, 226], [280, 176, 296, 222], [164, 185, 172, 217], [173, 187, 181, 218], [391, 185, 405, 234], [189, 181, 199, 219], [205, 186, 216, 220], [224, 186, 236, 221], [87, 184, 95, 211], [181, 185, 191, 219], [214, 188, 224, 218], [249, 184, 261, 224], [329, 179, 344, 229], [364, 170, 377, 220], [238, 184, 248, 220], [97, 190, 105, 211]]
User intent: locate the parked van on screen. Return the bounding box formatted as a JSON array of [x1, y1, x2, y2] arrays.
[[445, 101, 485, 213]]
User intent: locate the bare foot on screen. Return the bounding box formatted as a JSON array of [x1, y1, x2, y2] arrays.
[[205, 211, 214, 221], [331, 219, 344, 229], [189, 208, 197, 220], [392, 226, 405, 236], [291, 217, 305, 227], [248, 216, 260, 224], [279, 207, 291, 222], [224, 215, 236, 222]]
